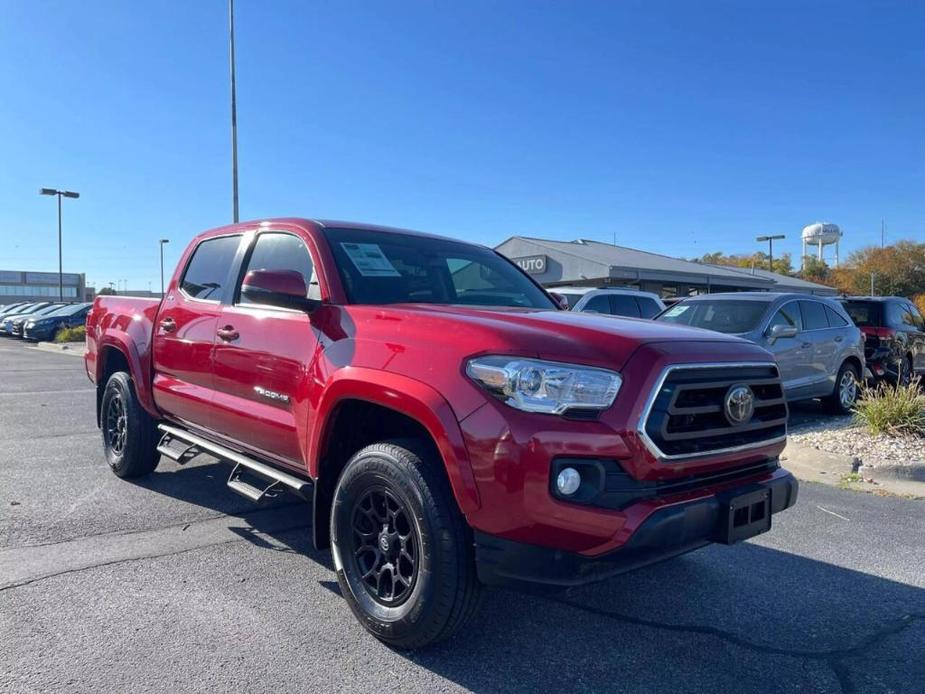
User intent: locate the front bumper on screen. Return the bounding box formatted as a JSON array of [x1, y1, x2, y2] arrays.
[[474, 470, 798, 587], [22, 326, 54, 341]]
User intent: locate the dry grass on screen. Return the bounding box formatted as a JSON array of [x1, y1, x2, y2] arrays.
[[854, 377, 925, 436]]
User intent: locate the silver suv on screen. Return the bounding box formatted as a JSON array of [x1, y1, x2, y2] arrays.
[[656, 292, 866, 413], [555, 287, 666, 319]]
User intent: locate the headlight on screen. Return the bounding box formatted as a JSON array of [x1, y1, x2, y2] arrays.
[[25, 322, 35, 328], [466, 356, 621, 415]]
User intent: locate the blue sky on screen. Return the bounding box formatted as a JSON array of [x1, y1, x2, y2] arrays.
[[1, 0, 923, 291]]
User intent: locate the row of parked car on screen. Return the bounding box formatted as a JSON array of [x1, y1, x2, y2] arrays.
[[555, 286, 925, 413], [0, 301, 92, 341]]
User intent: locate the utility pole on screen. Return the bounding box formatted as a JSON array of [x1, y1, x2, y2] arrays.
[[756, 235, 785, 273], [870, 272, 875, 296], [229, 0, 239, 223], [881, 219, 885, 248]]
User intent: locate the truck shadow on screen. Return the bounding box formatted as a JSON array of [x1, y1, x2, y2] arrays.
[[133, 459, 924, 693]]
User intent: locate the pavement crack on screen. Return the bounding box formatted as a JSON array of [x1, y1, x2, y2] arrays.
[[0, 502, 302, 552], [541, 595, 924, 693], [0, 524, 309, 593]]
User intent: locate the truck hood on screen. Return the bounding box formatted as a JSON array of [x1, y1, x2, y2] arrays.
[[349, 304, 755, 373]]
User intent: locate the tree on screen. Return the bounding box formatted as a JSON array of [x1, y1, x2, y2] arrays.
[[800, 256, 831, 284], [830, 240, 925, 297], [97, 287, 117, 296], [694, 251, 793, 275]]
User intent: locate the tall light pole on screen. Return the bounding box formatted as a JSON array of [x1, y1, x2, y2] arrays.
[[229, 0, 239, 223], [159, 239, 170, 295], [39, 188, 80, 302], [756, 234, 785, 273]]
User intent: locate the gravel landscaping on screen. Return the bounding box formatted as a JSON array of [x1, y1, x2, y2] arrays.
[[789, 414, 925, 469]]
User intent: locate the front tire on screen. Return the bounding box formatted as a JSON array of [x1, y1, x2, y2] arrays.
[[101, 372, 159, 478], [330, 440, 481, 649], [824, 362, 859, 414]]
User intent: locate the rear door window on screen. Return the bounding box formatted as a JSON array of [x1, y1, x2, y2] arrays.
[[610, 294, 641, 317], [180, 235, 242, 301], [582, 295, 611, 313], [636, 297, 661, 319], [800, 301, 829, 331]]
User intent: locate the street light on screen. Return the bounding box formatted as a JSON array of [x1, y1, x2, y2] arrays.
[[39, 188, 80, 302], [159, 239, 170, 294], [756, 234, 785, 273], [229, 0, 239, 223]]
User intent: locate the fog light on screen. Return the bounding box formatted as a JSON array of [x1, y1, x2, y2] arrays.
[[556, 467, 581, 496]]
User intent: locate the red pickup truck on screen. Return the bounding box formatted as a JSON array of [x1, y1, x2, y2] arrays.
[[86, 218, 797, 648]]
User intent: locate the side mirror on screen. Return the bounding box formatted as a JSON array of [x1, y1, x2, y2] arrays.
[[548, 292, 570, 310], [241, 270, 319, 312], [767, 323, 798, 342]]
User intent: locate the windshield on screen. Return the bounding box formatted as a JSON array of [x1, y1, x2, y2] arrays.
[[25, 304, 65, 318], [656, 299, 768, 334], [43, 303, 88, 318], [839, 300, 882, 327], [324, 228, 557, 309]]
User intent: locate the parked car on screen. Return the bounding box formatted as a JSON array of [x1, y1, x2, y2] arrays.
[[2, 303, 68, 337], [554, 286, 666, 318], [837, 296, 925, 385], [22, 302, 91, 342], [0, 302, 30, 317], [656, 292, 865, 413], [86, 218, 796, 648], [0, 302, 53, 335]]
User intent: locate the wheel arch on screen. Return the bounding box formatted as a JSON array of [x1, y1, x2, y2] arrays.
[[309, 370, 480, 549], [94, 337, 158, 426]]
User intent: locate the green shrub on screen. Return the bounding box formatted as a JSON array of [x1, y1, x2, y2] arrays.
[[53, 325, 86, 343], [853, 378, 925, 436]]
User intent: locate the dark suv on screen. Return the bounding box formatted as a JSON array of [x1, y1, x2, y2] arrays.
[[838, 296, 925, 384]]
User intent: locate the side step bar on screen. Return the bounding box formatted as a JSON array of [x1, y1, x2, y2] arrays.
[[157, 424, 313, 503]]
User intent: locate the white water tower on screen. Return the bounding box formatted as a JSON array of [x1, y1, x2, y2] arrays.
[[801, 222, 842, 268]]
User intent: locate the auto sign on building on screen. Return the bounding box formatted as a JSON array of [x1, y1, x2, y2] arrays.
[[512, 254, 547, 275]]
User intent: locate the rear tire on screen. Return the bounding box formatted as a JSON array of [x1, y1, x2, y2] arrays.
[[101, 372, 159, 478], [330, 440, 481, 649], [823, 362, 859, 414]]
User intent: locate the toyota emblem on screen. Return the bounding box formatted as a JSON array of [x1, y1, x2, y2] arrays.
[[724, 385, 755, 425]]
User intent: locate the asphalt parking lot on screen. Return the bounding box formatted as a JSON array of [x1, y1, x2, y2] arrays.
[[1, 339, 923, 694]]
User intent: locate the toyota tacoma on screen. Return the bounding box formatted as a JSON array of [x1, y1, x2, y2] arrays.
[[85, 218, 797, 648]]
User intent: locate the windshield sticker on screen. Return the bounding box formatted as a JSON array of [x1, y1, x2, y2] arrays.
[[664, 305, 689, 317], [340, 242, 400, 277]]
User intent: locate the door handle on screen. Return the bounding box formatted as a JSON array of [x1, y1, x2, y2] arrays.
[[834, 335, 843, 342], [159, 317, 176, 333], [217, 325, 240, 342], [800, 342, 811, 349]]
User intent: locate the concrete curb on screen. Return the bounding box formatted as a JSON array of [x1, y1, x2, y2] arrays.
[[860, 462, 925, 483], [31, 341, 87, 358], [782, 440, 925, 499]]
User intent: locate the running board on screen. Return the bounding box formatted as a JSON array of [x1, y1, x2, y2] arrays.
[[156, 424, 313, 502]]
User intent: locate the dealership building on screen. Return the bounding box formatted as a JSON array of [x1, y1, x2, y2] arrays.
[[0, 270, 89, 303], [496, 236, 836, 297]]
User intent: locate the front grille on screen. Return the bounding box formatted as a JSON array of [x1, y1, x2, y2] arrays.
[[642, 363, 787, 459]]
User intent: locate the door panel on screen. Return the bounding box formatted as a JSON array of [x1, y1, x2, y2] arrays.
[[798, 301, 834, 392], [764, 303, 813, 396], [210, 306, 318, 464], [209, 231, 322, 468], [152, 234, 242, 429]]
